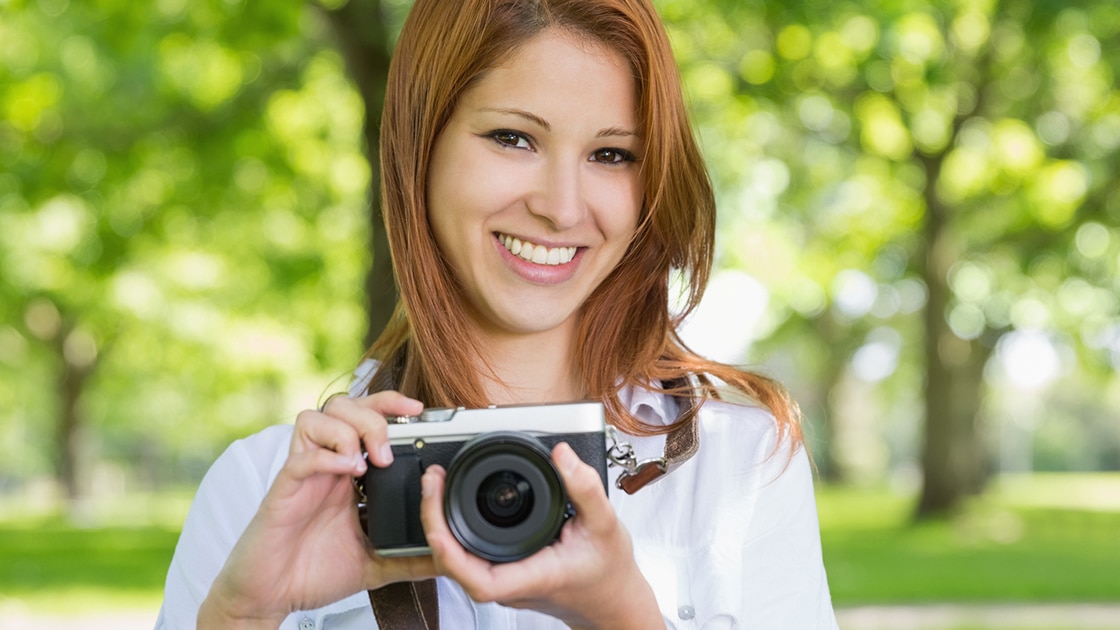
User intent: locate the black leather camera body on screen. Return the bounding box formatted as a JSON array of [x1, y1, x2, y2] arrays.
[[362, 402, 608, 563]]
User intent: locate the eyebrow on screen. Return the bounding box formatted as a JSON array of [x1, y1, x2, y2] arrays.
[[597, 126, 641, 139], [478, 107, 641, 138], [479, 107, 551, 131]]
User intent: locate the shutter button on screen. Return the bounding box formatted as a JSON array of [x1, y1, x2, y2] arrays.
[[678, 605, 695, 620], [298, 617, 315, 630]]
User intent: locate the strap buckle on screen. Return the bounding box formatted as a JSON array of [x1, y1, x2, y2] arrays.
[[606, 425, 670, 494]]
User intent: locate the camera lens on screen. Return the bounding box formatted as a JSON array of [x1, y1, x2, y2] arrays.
[[477, 470, 534, 527], [444, 432, 567, 563]]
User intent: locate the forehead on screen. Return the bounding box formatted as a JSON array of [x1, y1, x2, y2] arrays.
[[458, 29, 638, 123]]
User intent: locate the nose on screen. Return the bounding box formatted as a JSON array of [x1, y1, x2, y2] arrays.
[[527, 158, 586, 231]]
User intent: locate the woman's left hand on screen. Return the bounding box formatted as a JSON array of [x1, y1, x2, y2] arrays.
[[419, 442, 663, 630]]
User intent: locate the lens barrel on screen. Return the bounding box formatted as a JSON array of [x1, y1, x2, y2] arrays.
[[443, 431, 567, 562]]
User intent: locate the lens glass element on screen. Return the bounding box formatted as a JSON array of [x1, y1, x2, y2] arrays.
[[476, 470, 534, 527]]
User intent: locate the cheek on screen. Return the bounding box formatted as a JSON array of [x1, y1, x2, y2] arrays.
[[429, 150, 520, 231], [596, 178, 642, 243], [425, 185, 457, 258], [427, 149, 489, 248]]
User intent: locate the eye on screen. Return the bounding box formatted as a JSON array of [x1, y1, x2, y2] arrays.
[[488, 130, 532, 150], [590, 148, 637, 164]]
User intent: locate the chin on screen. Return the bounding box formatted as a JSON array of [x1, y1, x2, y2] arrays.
[[486, 309, 577, 337], [504, 317, 572, 336]]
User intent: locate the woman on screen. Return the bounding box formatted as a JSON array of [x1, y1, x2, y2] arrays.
[[158, 0, 837, 627]]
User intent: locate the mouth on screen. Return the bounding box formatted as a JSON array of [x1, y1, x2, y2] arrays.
[[496, 233, 578, 266]]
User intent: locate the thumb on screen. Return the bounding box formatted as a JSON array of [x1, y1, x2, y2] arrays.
[[553, 442, 612, 534]]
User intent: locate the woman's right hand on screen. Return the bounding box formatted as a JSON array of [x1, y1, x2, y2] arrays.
[[417, 442, 663, 630], [197, 391, 437, 629]]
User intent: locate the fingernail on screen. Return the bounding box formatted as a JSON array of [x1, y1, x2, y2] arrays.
[[379, 443, 394, 465], [421, 473, 432, 498], [560, 444, 579, 473], [353, 454, 367, 474]]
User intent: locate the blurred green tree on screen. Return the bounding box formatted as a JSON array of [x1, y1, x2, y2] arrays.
[[0, 0, 376, 516], [316, 0, 403, 347], [659, 0, 1120, 516], [3, 0, 1118, 525]]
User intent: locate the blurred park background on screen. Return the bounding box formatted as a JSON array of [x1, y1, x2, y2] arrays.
[[1, 0, 1118, 628]]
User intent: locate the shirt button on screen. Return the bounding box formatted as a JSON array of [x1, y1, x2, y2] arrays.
[[678, 605, 695, 620], [298, 617, 315, 630]]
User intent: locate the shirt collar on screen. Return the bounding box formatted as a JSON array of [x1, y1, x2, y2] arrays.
[[619, 383, 678, 428]]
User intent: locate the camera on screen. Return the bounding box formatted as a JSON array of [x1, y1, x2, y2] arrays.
[[362, 401, 608, 563]]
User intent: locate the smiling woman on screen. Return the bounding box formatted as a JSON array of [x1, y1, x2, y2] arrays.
[[425, 29, 642, 391], [157, 0, 838, 628]]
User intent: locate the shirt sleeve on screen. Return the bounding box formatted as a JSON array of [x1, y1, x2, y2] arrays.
[[618, 399, 836, 629], [672, 425, 836, 628], [735, 440, 837, 628], [155, 425, 292, 630]]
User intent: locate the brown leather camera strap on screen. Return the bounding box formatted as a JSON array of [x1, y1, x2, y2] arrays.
[[615, 401, 699, 494], [614, 376, 701, 495], [368, 579, 439, 629]]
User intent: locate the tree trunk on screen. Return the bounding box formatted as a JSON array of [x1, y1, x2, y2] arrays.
[[320, 0, 397, 348], [910, 20, 999, 518], [914, 157, 991, 519], [816, 315, 855, 483], [52, 323, 98, 522]]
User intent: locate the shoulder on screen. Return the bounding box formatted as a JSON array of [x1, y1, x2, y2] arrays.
[[697, 396, 788, 452], [685, 395, 809, 497], [199, 423, 294, 497], [697, 396, 779, 437], [173, 424, 294, 557], [619, 379, 795, 468], [229, 423, 293, 465]]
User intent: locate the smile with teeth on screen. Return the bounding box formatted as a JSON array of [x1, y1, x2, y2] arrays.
[[498, 233, 578, 265]]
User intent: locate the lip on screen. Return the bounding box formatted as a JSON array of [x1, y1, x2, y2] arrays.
[[492, 233, 584, 285]]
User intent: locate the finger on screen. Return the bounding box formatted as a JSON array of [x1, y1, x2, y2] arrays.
[[322, 392, 424, 467], [292, 410, 366, 468], [350, 390, 424, 417], [417, 466, 455, 559], [553, 442, 614, 537], [356, 391, 421, 467], [284, 448, 368, 481], [317, 397, 387, 466], [418, 467, 496, 581], [323, 397, 392, 467], [419, 466, 562, 605]]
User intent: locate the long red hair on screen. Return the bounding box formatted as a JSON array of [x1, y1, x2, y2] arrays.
[[365, 0, 801, 447]]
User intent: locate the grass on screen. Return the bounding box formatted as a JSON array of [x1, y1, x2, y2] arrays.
[[817, 473, 1120, 606], [0, 489, 192, 615], [0, 521, 179, 613], [0, 474, 1116, 617]]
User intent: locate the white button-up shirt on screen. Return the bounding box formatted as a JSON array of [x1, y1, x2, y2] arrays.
[[157, 365, 837, 629]]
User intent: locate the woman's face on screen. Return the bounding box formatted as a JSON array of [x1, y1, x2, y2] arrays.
[[427, 28, 643, 341]]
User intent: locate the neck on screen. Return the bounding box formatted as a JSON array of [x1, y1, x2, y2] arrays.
[[476, 323, 583, 406]]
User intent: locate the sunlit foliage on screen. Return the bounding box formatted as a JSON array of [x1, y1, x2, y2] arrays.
[[0, 1, 371, 488], [659, 0, 1120, 487], [1, 0, 1118, 511]]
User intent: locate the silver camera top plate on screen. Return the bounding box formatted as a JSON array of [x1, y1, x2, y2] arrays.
[[387, 408, 461, 424], [384, 401, 605, 443]]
